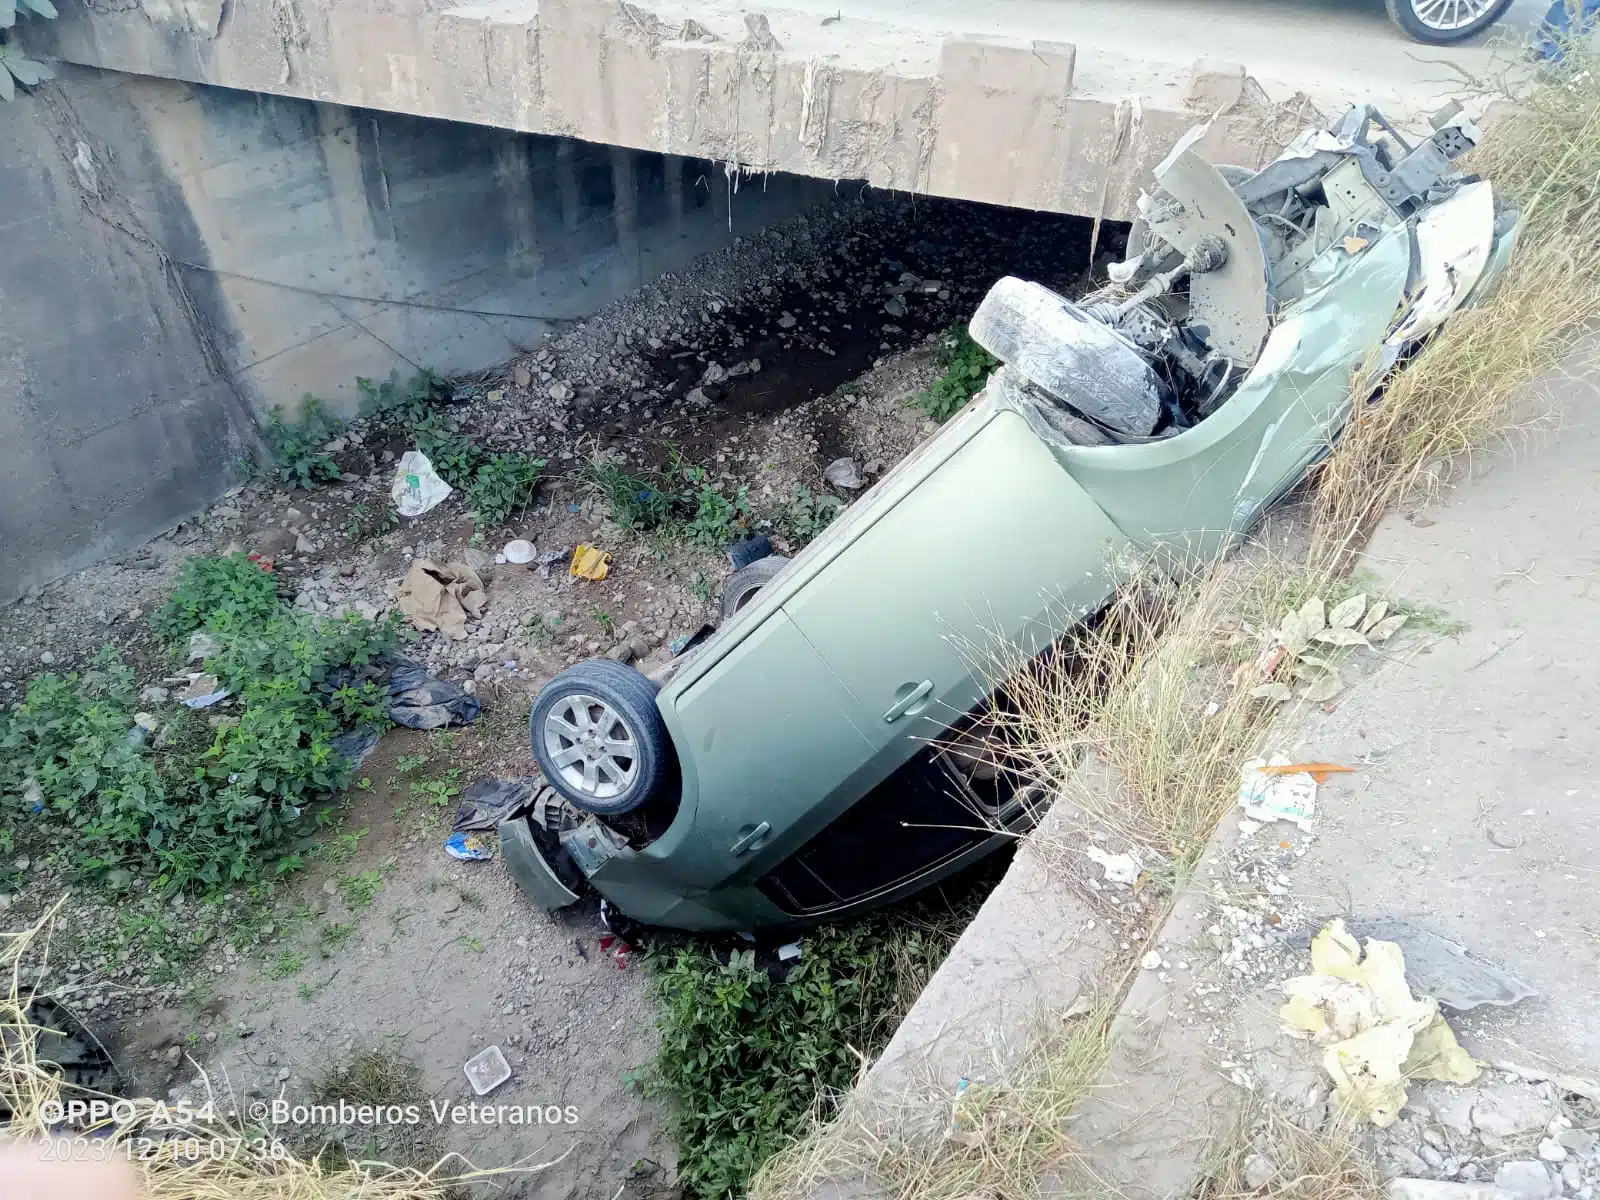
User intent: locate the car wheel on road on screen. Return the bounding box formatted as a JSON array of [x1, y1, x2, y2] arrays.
[[530, 660, 671, 816], [1385, 0, 1514, 43], [720, 555, 791, 620]]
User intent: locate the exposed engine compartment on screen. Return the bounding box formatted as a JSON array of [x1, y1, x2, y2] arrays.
[[971, 104, 1500, 442]]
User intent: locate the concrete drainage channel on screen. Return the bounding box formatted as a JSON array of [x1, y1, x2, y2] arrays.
[[0, 188, 1107, 1199]]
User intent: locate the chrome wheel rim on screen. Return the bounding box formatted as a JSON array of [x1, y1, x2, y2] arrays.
[[543, 693, 638, 800], [1410, 0, 1496, 32]]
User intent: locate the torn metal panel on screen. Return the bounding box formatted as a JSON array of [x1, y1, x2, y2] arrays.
[[1142, 146, 1272, 365], [1387, 179, 1497, 350]]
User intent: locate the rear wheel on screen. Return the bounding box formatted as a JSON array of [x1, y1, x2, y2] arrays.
[[720, 556, 791, 620], [530, 661, 671, 816], [1384, 0, 1513, 43]]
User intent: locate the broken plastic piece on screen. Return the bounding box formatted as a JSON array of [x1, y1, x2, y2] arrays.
[[391, 450, 452, 517], [463, 1045, 511, 1096], [570, 544, 612, 581]]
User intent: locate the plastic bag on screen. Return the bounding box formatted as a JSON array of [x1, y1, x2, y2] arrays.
[[391, 450, 452, 517]]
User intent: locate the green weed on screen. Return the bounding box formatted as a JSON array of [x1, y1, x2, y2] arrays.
[[774, 486, 844, 547], [394, 752, 428, 775], [322, 828, 369, 867], [339, 869, 385, 908], [912, 328, 998, 423], [465, 452, 547, 527], [265, 395, 343, 488], [642, 915, 967, 1199], [273, 949, 304, 978], [586, 462, 677, 531], [151, 553, 281, 642]]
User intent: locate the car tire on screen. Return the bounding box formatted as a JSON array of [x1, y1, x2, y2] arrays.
[[1384, 0, 1513, 44], [530, 660, 671, 816], [720, 555, 791, 620]]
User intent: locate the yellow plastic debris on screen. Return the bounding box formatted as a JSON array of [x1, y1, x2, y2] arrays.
[[570, 544, 613, 582], [1279, 918, 1481, 1127]]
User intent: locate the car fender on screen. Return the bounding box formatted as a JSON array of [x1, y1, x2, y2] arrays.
[[1044, 228, 1412, 557]]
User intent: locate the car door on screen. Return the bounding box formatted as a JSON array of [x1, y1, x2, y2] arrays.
[[656, 610, 874, 888], [783, 406, 1128, 804]]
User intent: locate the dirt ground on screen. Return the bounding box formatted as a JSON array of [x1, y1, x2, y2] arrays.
[[0, 192, 1102, 1198]]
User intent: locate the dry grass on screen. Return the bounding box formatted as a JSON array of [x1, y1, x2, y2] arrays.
[[973, 558, 1306, 873], [749, 996, 1118, 1200], [1194, 1104, 1383, 1200], [1310, 41, 1600, 572], [1, 904, 554, 1199]]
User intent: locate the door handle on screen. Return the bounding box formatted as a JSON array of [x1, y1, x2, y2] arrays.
[[883, 679, 934, 723], [730, 821, 771, 856]]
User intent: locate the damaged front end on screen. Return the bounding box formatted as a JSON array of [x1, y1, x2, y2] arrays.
[[969, 102, 1518, 548]]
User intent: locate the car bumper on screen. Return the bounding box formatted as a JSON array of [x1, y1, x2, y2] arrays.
[[499, 817, 581, 911]]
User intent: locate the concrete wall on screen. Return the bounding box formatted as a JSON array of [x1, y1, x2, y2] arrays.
[[74, 70, 834, 419], [0, 84, 256, 600], [0, 66, 834, 602]]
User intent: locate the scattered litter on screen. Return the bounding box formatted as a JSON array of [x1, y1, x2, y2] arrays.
[[391, 450, 452, 517], [396, 559, 487, 640], [1343, 235, 1370, 255], [777, 942, 803, 962], [463, 1045, 512, 1096], [669, 624, 717, 656], [1141, 950, 1163, 970], [1086, 845, 1142, 884], [1260, 761, 1354, 783], [570, 544, 612, 582], [1337, 918, 1536, 1013], [452, 778, 538, 833], [1238, 756, 1337, 828], [445, 832, 494, 861], [331, 726, 381, 768], [1280, 919, 1480, 1126], [247, 553, 275, 573], [186, 631, 221, 663], [536, 549, 565, 579], [502, 539, 536, 565], [823, 457, 864, 490], [388, 657, 482, 729], [598, 934, 633, 969], [179, 674, 230, 709], [573, 938, 587, 961], [729, 534, 773, 569]]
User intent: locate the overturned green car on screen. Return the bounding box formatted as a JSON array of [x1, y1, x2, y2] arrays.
[[503, 104, 1517, 933]]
